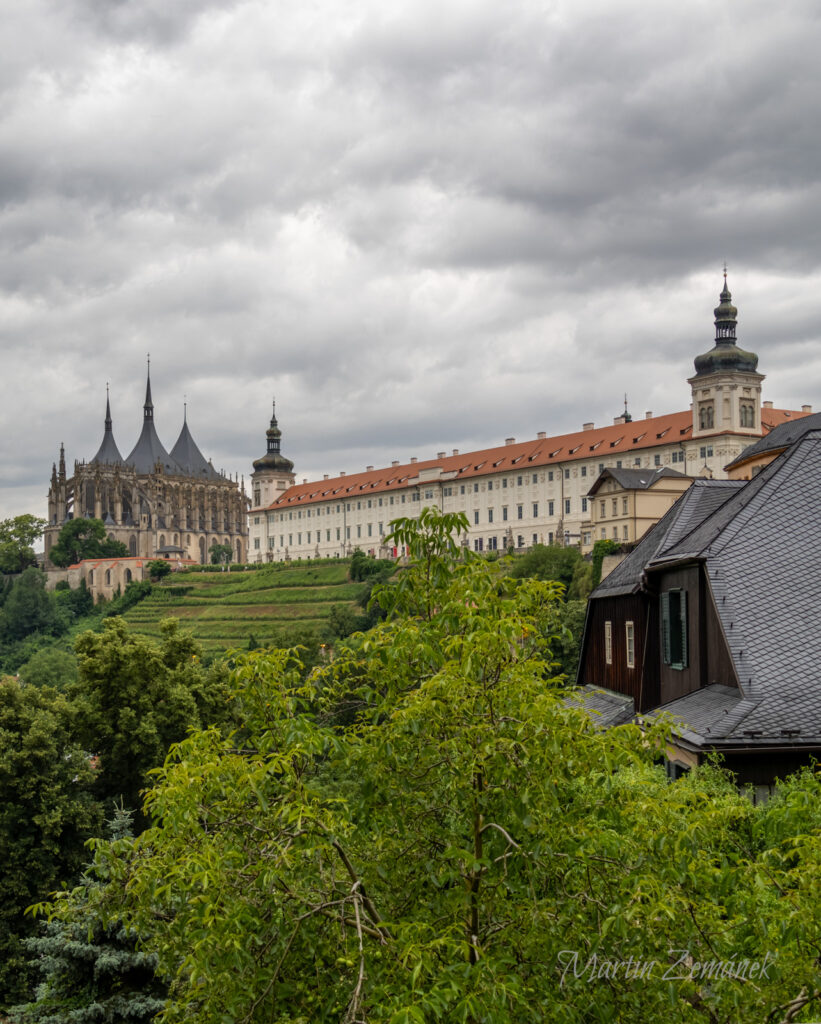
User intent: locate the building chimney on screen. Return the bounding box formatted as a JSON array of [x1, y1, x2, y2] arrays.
[[452, 449, 459, 456], [391, 460, 399, 467], [583, 422, 594, 431], [613, 415, 626, 425], [340, 471, 346, 477], [763, 400, 773, 409], [645, 411, 653, 419], [323, 474, 328, 480], [303, 478, 307, 484], [437, 451, 446, 459], [536, 431, 546, 440], [366, 465, 373, 472], [505, 437, 515, 446], [410, 457, 417, 464], [802, 404, 813, 413]]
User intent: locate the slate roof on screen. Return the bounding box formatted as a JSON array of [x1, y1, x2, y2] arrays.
[[591, 479, 744, 598], [90, 394, 125, 466], [569, 686, 635, 728], [170, 418, 221, 480], [126, 419, 182, 475], [587, 466, 688, 495], [724, 410, 821, 470], [647, 429, 821, 746]]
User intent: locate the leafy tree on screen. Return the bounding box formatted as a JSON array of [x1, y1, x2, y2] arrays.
[[509, 542, 581, 595], [69, 618, 231, 815], [145, 559, 171, 580], [209, 542, 232, 565], [47, 519, 128, 569], [17, 648, 78, 690], [53, 578, 94, 620], [349, 549, 394, 582], [0, 680, 102, 1009], [0, 569, 62, 643], [40, 511, 821, 1023], [591, 537, 621, 588], [11, 807, 166, 1024], [567, 559, 593, 600], [0, 515, 46, 575]]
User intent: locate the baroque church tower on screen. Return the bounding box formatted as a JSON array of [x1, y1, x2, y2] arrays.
[[45, 365, 248, 566], [688, 272, 764, 440]]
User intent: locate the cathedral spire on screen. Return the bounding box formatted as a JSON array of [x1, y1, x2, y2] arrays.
[[91, 386, 124, 465], [252, 396, 294, 474], [59, 443, 66, 483], [692, 271, 758, 378], [144, 355, 153, 421]]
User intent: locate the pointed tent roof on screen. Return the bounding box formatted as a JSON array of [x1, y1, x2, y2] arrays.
[[170, 406, 221, 480], [90, 388, 125, 465], [125, 362, 182, 475]]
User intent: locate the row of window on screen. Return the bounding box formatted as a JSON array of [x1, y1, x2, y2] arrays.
[[602, 589, 689, 672]]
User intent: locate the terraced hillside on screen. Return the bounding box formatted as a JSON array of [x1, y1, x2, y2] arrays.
[[122, 561, 366, 653]]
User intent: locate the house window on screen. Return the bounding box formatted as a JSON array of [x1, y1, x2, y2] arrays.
[[502, 506, 508, 521], [564, 469, 570, 480], [548, 500, 554, 516], [581, 497, 588, 512], [532, 474, 538, 484], [517, 505, 523, 519], [548, 471, 554, 481], [612, 499, 617, 515], [625, 621, 635, 668], [623, 525, 628, 539], [699, 402, 715, 430], [564, 499, 570, 515], [604, 621, 612, 665], [661, 589, 688, 669], [600, 501, 605, 517], [622, 498, 628, 514], [488, 481, 493, 491], [488, 509, 494, 523], [581, 466, 587, 477], [532, 502, 539, 517], [517, 475, 523, 486], [654, 454, 661, 466], [474, 510, 480, 524], [474, 483, 479, 493], [634, 457, 641, 466], [502, 478, 508, 488], [699, 446, 714, 459]]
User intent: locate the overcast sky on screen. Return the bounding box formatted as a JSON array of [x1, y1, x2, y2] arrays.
[[2, 0, 820, 522]]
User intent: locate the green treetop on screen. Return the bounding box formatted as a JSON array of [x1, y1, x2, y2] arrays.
[[47, 519, 128, 568], [35, 509, 821, 1024], [0, 515, 46, 575]]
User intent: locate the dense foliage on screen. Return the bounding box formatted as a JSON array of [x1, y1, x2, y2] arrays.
[[0, 515, 46, 575], [47, 518, 128, 568], [34, 509, 821, 1023], [0, 617, 232, 1013], [11, 809, 166, 1024]]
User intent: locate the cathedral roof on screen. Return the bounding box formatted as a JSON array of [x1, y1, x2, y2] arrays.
[[171, 412, 222, 480], [90, 391, 125, 466], [125, 366, 183, 475]]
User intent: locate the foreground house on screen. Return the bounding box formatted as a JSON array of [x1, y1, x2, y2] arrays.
[[576, 428, 821, 800]]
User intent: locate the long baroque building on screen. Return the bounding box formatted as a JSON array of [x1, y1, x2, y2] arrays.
[[248, 277, 812, 562], [46, 368, 248, 566]]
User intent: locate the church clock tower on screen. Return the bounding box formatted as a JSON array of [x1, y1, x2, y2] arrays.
[[689, 272, 764, 440]]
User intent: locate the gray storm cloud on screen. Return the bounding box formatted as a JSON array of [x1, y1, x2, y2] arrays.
[[1, 0, 820, 518]]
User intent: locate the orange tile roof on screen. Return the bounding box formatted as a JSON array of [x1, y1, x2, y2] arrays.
[[257, 407, 809, 512]]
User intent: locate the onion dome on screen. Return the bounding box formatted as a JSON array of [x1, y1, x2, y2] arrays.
[[693, 272, 759, 378], [253, 399, 295, 473], [90, 387, 125, 465], [125, 361, 183, 475]]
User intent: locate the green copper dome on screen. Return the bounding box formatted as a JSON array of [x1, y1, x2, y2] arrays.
[[693, 274, 759, 378]]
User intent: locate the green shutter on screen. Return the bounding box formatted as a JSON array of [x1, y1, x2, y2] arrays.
[[679, 589, 688, 669], [661, 591, 671, 665]]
